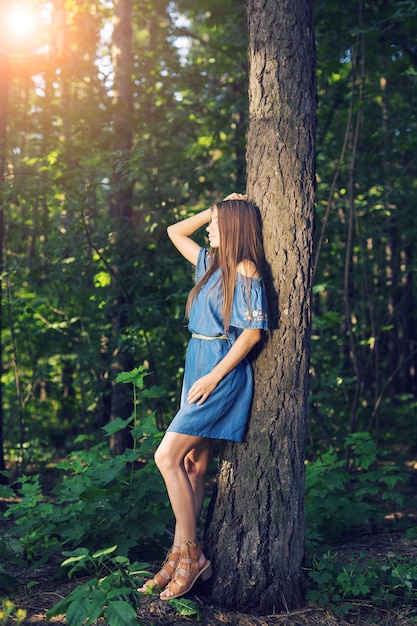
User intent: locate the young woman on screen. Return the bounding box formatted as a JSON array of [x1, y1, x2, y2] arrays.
[[139, 193, 269, 600]]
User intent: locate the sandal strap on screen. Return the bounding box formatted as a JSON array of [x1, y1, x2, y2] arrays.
[[153, 546, 180, 584], [139, 546, 180, 591], [164, 540, 202, 595]]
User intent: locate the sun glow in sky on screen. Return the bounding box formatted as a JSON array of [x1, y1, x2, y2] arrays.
[[0, 2, 50, 57], [7, 4, 36, 37]]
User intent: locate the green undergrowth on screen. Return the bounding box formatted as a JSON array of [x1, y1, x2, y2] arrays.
[[1, 368, 416, 622], [305, 432, 417, 617], [306, 549, 417, 618], [45, 545, 147, 626], [305, 431, 408, 547], [44, 545, 202, 624], [44, 544, 202, 625], [1, 367, 169, 566]]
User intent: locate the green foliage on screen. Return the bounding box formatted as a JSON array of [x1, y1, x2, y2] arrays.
[[3, 371, 170, 563], [2, 365, 206, 623], [46, 544, 203, 625], [305, 432, 415, 615], [0, 538, 25, 595], [305, 432, 407, 545], [310, 0, 417, 450], [167, 597, 202, 620], [2, 0, 416, 474], [0, 476, 27, 593], [307, 551, 417, 615], [5, 448, 167, 562], [46, 546, 145, 626], [406, 526, 417, 540]]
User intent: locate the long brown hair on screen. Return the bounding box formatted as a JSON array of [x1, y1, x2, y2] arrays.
[[186, 199, 266, 332]]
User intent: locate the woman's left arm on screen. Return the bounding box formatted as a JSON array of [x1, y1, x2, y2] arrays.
[[187, 328, 262, 406]]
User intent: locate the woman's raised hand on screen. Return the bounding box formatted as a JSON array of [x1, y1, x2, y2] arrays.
[[223, 192, 247, 201]]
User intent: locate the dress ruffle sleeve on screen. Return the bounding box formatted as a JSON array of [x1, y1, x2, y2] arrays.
[[230, 273, 269, 330], [194, 248, 268, 331]]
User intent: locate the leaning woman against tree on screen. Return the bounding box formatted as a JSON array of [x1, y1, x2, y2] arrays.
[[138, 192, 269, 600]]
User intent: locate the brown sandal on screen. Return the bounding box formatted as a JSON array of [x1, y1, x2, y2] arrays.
[[138, 546, 180, 592], [160, 540, 212, 600]]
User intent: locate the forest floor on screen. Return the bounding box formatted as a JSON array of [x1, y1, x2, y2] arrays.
[[6, 530, 417, 626], [2, 465, 417, 626]]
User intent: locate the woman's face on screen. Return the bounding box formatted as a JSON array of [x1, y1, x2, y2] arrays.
[[207, 207, 220, 248]]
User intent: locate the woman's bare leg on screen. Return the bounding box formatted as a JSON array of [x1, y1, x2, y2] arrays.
[[155, 432, 211, 543], [154, 432, 212, 599], [171, 439, 212, 547], [139, 435, 212, 592]]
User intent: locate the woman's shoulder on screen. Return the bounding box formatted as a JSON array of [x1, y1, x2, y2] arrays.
[[236, 260, 260, 279]]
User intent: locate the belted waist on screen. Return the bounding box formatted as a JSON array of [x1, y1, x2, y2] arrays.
[[191, 333, 229, 340]]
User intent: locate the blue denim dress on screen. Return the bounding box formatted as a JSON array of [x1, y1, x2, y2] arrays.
[[166, 248, 268, 442]]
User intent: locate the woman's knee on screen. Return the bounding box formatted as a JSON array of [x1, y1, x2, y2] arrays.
[[154, 437, 183, 474], [155, 433, 206, 475], [154, 443, 171, 474]]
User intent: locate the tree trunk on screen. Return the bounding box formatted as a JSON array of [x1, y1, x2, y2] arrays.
[[205, 0, 316, 614], [0, 42, 9, 482], [108, 0, 135, 454]]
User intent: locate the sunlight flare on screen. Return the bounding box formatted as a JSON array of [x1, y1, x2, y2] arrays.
[[7, 4, 36, 37]]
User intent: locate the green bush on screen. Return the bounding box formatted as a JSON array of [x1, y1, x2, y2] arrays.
[[305, 432, 407, 545], [46, 545, 202, 625], [307, 551, 417, 615], [305, 432, 415, 615], [46, 546, 147, 626], [3, 367, 171, 564]]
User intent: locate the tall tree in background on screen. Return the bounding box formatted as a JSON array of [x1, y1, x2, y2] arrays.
[[206, 0, 316, 613], [0, 12, 8, 482], [108, 0, 135, 454]]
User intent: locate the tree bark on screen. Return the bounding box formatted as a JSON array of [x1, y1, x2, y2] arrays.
[[108, 0, 135, 454], [205, 0, 316, 614], [0, 45, 8, 482]]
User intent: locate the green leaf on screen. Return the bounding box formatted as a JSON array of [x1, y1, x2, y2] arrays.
[[61, 553, 89, 568], [131, 411, 158, 441], [167, 596, 202, 620], [46, 596, 71, 621], [102, 416, 134, 434], [116, 366, 148, 387], [106, 586, 136, 601], [0, 485, 15, 499], [94, 270, 112, 287], [83, 588, 107, 624], [65, 593, 92, 626], [92, 545, 118, 559], [141, 385, 165, 399], [105, 600, 138, 626]]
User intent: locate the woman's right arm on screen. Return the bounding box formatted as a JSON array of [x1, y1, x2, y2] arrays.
[[167, 207, 212, 265]]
